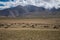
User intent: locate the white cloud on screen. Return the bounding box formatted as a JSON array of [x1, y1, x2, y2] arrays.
[[0, 0, 60, 10]]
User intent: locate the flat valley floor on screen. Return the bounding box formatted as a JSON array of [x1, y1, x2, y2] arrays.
[[0, 18, 60, 40]]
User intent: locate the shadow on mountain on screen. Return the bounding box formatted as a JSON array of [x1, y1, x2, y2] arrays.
[[0, 5, 60, 18]]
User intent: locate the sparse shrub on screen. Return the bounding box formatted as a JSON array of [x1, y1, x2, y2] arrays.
[[11, 23, 14, 25], [4, 26, 9, 28], [22, 23, 25, 24], [0, 23, 4, 28], [26, 23, 29, 26], [57, 25, 60, 27], [22, 25, 26, 28], [17, 23, 21, 25], [14, 23, 17, 25], [7, 24, 11, 27], [35, 24, 37, 26], [53, 25, 58, 29], [44, 25, 49, 28], [31, 25, 35, 28], [4, 24, 11, 28]]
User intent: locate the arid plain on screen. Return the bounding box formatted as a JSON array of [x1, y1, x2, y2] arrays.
[[0, 18, 60, 40]]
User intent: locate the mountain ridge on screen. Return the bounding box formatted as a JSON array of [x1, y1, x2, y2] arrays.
[[0, 5, 60, 18]]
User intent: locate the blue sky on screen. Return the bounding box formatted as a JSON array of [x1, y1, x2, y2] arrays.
[[0, 0, 16, 10], [0, 0, 60, 10], [0, 0, 9, 2], [0, 0, 14, 2]]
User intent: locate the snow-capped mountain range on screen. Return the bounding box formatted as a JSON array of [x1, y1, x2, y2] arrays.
[[0, 5, 60, 18], [0, 0, 60, 10], [0, 0, 60, 18]]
